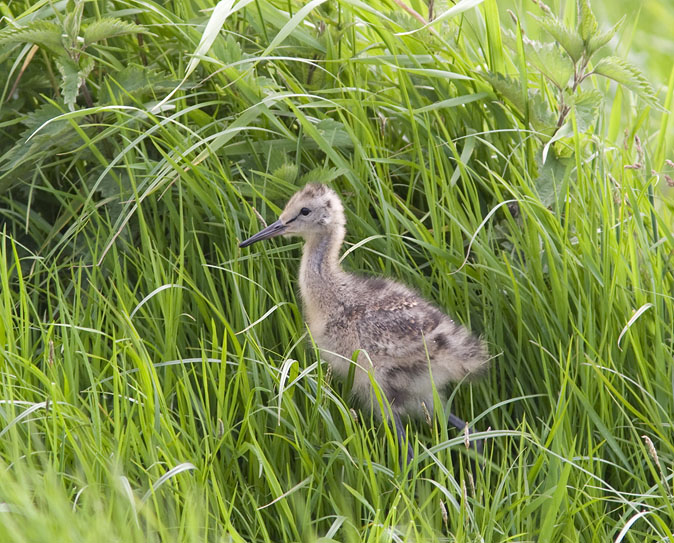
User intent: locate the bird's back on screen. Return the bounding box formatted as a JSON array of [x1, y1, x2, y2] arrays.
[[302, 272, 487, 416]]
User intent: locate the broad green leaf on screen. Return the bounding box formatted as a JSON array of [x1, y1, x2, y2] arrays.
[[484, 72, 530, 117], [503, 30, 574, 89], [63, 0, 84, 49], [0, 21, 63, 55], [299, 166, 347, 185], [83, 18, 146, 47], [315, 118, 352, 148], [104, 65, 152, 100], [484, 72, 556, 132], [211, 33, 243, 65], [0, 131, 64, 174], [534, 16, 584, 63], [542, 89, 601, 162], [529, 94, 558, 133], [79, 55, 95, 80], [272, 163, 299, 183], [568, 89, 602, 132], [0, 103, 75, 173], [578, 0, 598, 42], [19, 102, 67, 134], [103, 66, 180, 103], [586, 15, 625, 58], [593, 56, 662, 108], [55, 55, 81, 110], [535, 150, 571, 208], [527, 41, 574, 89]]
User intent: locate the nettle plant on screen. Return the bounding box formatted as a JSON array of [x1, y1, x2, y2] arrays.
[[0, 0, 145, 110], [486, 0, 662, 205]]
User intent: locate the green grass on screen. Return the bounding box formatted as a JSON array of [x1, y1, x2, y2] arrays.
[[0, 0, 673, 541]]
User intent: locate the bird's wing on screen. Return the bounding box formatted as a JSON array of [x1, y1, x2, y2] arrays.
[[351, 289, 445, 360]]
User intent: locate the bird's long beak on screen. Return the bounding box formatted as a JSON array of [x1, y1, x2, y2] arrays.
[[239, 219, 286, 248]]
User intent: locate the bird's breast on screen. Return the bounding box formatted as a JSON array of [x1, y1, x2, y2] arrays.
[[301, 294, 364, 366]]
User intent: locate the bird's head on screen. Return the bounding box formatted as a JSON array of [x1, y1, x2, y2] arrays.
[[239, 183, 345, 248]]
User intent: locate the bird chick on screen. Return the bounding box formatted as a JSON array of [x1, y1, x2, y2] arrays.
[[240, 183, 488, 464]]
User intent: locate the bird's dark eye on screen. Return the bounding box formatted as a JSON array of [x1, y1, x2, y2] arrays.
[[300, 207, 311, 216]]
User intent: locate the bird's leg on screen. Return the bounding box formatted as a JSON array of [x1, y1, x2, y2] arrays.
[[392, 411, 414, 468], [447, 412, 483, 456]]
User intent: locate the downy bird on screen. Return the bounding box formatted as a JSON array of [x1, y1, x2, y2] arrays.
[[239, 183, 488, 464]]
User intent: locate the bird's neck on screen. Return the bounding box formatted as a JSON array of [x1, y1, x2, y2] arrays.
[[299, 226, 345, 294]]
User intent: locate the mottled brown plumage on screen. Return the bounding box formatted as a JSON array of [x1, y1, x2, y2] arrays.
[[240, 183, 488, 462]]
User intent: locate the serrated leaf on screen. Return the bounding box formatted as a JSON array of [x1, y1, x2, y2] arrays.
[[20, 102, 67, 134], [108, 65, 151, 92], [502, 30, 573, 89], [527, 41, 574, 89], [528, 93, 557, 133], [0, 104, 76, 174], [55, 56, 81, 110], [83, 18, 146, 47], [579, 0, 598, 42], [593, 56, 661, 108], [534, 16, 584, 63], [272, 163, 299, 183], [103, 66, 153, 102], [212, 34, 243, 65], [535, 150, 571, 209], [253, 75, 281, 97], [316, 119, 352, 148], [104, 67, 183, 104], [1, 133, 59, 173], [79, 55, 95, 79], [569, 89, 602, 132], [0, 21, 63, 55], [484, 72, 525, 109], [586, 15, 624, 59], [543, 88, 602, 160], [63, 0, 84, 47], [299, 166, 346, 185], [484, 72, 556, 132]]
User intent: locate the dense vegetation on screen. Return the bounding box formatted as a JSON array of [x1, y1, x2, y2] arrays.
[[0, 0, 672, 541]]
